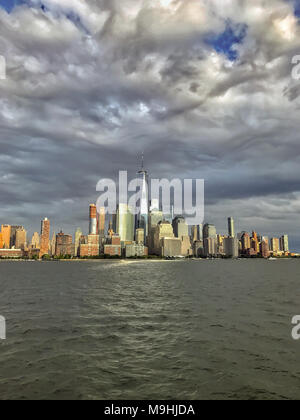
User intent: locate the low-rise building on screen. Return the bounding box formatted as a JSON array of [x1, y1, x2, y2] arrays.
[[160, 237, 182, 258], [80, 234, 100, 257], [0, 249, 23, 258], [125, 243, 148, 258], [104, 244, 122, 257]]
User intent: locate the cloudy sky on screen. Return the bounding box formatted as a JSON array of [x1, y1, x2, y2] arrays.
[[1, 0, 300, 248]]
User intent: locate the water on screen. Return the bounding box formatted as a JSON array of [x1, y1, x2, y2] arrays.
[[0, 259, 299, 400]]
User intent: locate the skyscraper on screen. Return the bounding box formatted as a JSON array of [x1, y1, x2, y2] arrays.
[[89, 204, 97, 235], [223, 237, 239, 258], [241, 232, 251, 254], [203, 224, 217, 257], [117, 204, 134, 242], [148, 207, 164, 253], [136, 156, 149, 243], [98, 207, 106, 237], [31, 232, 40, 249], [228, 217, 235, 237], [204, 237, 217, 257], [270, 238, 280, 253], [40, 218, 50, 258], [172, 216, 189, 238], [203, 224, 217, 240], [15, 228, 27, 250], [50, 232, 56, 256], [280, 235, 289, 253], [10, 226, 24, 248], [74, 228, 83, 257], [153, 221, 175, 256], [260, 238, 270, 258], [1, 225, 11, 249]]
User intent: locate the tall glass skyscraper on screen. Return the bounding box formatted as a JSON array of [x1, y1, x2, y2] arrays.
[[136, 157, 149, 243], [228, 217, 235, 237], [117, 204, 134, 242]]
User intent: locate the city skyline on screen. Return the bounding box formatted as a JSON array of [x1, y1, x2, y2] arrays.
[[1, 1, 300, 250], [0, 197, 294, 258], [0, 186, 297, 253]]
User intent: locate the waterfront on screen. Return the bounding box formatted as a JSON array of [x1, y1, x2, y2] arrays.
[[0, 260, 299, 400]]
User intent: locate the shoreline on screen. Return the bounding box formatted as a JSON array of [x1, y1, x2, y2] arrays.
[[0, 257, 298, 263]]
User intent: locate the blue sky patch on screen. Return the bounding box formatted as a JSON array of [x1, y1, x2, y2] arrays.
[[0, 0, 22, 12], [293, 0, 300, 17], [205, 22, 247, 61]]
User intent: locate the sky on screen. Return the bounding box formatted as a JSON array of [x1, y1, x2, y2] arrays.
[[0, 0, 300, 249]]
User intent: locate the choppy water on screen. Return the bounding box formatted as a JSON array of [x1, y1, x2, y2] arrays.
[[0, 259, 299, 400]]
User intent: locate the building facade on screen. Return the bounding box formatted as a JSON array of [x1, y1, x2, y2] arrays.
[[172, 216, 189, 238], [40, 218, 50, 258], [55, 231, 73, 256], [228, 217, 235, 237], [117, 204, 134, 242]]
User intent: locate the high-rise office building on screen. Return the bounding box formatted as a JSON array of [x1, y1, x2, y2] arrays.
[[172, 216, 189, 238], [280, 235, 289, 253], [10, 225, 24, 248], [228, 217, 235, 237], [204, 237, 217, 257], [15, 228, 27, 250], [136, 157, 149, 243], [50, 233, 56, 256], [89, 204, 97, 235], [223, 237, 239, 258], [1, 225, 11, 249], [148, 208, 164, 253], [117, 204, 134, 242], [270, 238, 280, 253], [241, 232, 251, 253], [260, 238, 270, 258], [74, 228, 83, 257], [203, 224, 217, 240], [191, 225, 203, 242], [40, 218, 50, 257], [98, 207, 106, 237], [153, 221, 174, 255], [31, 232, 40, 249]]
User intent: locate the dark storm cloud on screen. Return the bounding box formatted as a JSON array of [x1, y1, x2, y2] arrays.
[[0, 0, 300, 246]]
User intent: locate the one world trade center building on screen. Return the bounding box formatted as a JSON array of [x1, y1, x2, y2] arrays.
[[136, 157, 149, 244]]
